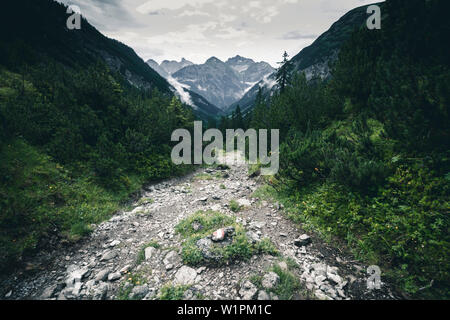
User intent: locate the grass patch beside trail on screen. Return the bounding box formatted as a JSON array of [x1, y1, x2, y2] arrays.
[[158, 284, 192, 300], [0, 139, 133, 270], [249, 261, 304, 300], [193, 173, 214, 181], [175, 210, 235, 237], [117, 272, 147, 300], [0, 139, 193, 273], [251, 185, 277, 202], [255, 169, 450, 299], [269, 264, 303, 300], [175, 210, 278, 266], [229, 200, 242, 212], [135, 240, 161, 265]]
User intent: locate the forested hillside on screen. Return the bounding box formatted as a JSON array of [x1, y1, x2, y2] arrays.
[[241, 0, 449, 298], [0, 0, 194, 271]]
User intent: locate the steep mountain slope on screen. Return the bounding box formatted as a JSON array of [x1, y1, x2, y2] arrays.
[[146, 59, 169, 78], [0, 0, 171, 94], [226, 55, 274, 84], [0, 0, 221, 121], [172, 56, 274, 110], [0, 0, 199, 270], [172, 57, 244, 109], [146, 58, 223, 119], [227, 3, 381, 114]]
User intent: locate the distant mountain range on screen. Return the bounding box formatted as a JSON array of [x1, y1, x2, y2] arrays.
[[147, 56, 274, 110], [226, 3, 381, 115], [146, 58, 194, 79]]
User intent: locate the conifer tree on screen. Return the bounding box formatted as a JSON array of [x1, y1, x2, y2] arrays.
[[275, 51, 294, 93]]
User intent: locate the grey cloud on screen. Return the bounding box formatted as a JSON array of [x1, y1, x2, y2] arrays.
[[57, 0, 380, 66]]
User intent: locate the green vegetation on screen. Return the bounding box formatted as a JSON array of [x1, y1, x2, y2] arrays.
[[175, 210, 235, 237], [137, 197, 154, 206], [269, 264, 302, 300], [158, 284, 191, 300], [248, 162, 262, 177], [229, 200, 242, 212], [250, 262, 303, 300], [117, 272, 147, 300], [251, 185, 277, 201], [175, 210, 277, 266], [0, 12, 195, 271], [244, 0, 450, 299], [135, 240, 161, 265], [193, 173, 214, 181]]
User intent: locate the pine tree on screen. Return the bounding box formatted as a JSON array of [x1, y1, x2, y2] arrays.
[[275, 51, 294, 93], [233, 105, 244, 129]]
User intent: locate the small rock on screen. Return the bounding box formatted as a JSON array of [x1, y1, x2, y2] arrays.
[[262, 272, 280, 290], [315, 275, 327, 286], [212, 227, 235, 242], [237, 199, 251, 207], [165, 264, 174, 271], [174, 266, 198, 285], [143, 288, 157, 300], [327, 272, 343, 285], [294, 234, 311, 247], [66, 266, 90, 286], [257, 290, 270, 300], [312, 263, 328, 277], [239, 281, 258, 300], [246, 231, 260, 244], [163, 251, 180, 268], [196, 267, 207, 274], [40, 285, 57, 299], [92, 282, 109, 300], [145, 247, 157, 260], [131, 285, 149, 300], [95, 269, 110, 282], [109, 240, 121, 247], [107, 272, 121, 282], [275, 202, 284, 210], [120, 265, 131, 275], [5, 290, 12, 298], [183, 289, 194, 300], [269, 293, 279, 300], [100, 250, 118, 262], [315, 290, 331, 300], [212, 228, 225, 242]]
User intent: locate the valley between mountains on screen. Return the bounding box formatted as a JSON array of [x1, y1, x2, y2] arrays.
[[1, 152, 398, 300]]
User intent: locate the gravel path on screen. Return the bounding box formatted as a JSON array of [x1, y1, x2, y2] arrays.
[[0, 152, 398, 300]]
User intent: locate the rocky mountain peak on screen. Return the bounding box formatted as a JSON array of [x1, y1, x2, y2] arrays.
[[205, 56, 224, 64]]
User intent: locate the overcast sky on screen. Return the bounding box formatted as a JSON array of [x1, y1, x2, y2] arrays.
[[59, 0, 379, 66]]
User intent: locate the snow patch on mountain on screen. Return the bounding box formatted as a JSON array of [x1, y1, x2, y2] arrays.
[[167, 76, 195, 108]]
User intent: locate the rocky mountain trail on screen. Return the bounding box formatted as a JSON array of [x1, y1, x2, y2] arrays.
[[1, 152, 398, 300]]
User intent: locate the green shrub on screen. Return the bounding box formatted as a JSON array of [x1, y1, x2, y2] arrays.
[[136, 240, 161, 265], [158, 284, 191, 300], [175, 211, 277, 266], [279, 159, 449, 297], [229, 200, 242, 212]]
